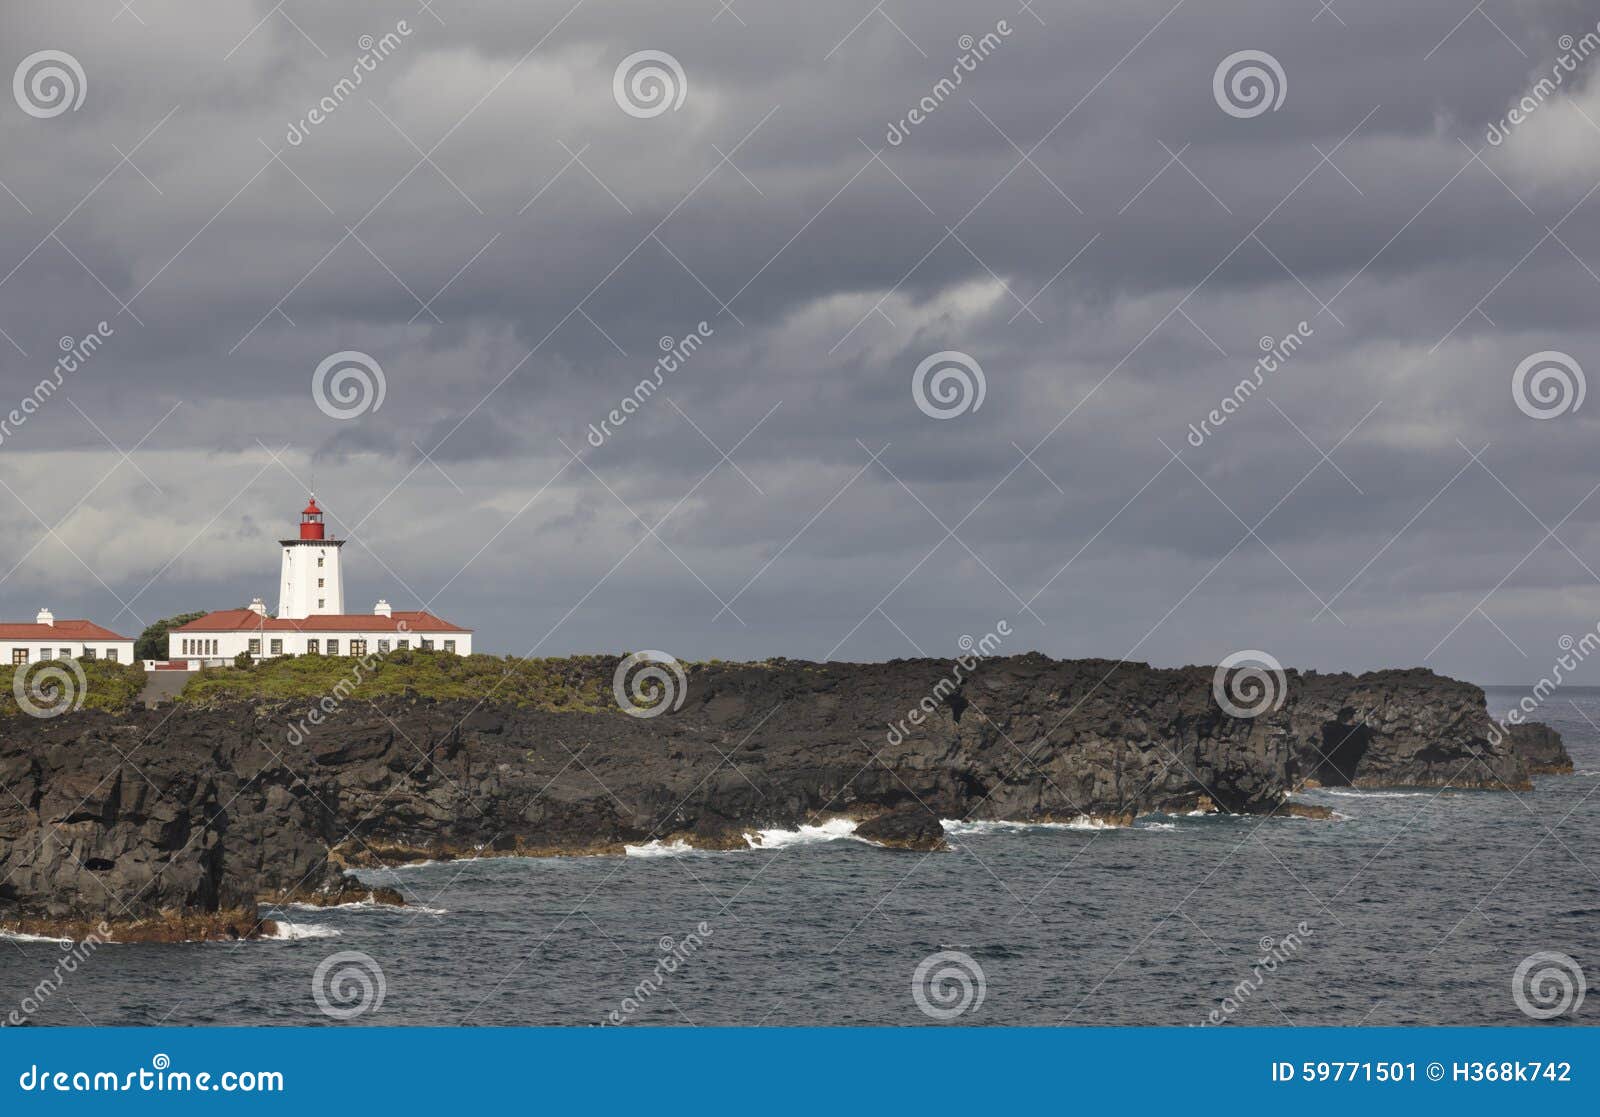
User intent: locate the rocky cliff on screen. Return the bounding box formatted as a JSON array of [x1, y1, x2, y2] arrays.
[[0, 655, 1570, 940]]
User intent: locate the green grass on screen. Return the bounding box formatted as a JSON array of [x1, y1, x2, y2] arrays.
[[175, 650, 613, 712], [1, 660, 147, 719]]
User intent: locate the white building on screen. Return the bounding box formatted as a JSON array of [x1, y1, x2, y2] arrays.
[[0, 609, 134, 666], [168, 496, 472, 664]]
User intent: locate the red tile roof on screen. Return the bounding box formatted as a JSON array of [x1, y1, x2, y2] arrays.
[[0, 619, 132, 641], [171, 609, 470, 634]]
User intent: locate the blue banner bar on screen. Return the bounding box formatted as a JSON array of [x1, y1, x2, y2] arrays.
[[2, 1028, 1594, 1113]]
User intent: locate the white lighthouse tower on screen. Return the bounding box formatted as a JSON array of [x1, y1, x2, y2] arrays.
[[277, 496, 345, 619]]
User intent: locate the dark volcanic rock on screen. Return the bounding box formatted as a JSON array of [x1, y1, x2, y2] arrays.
[[1508, 723, 1573, 774], [853, 803, 948, 851], [0, 655, 1557, 937]]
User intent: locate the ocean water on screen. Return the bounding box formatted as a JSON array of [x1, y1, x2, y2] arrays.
[[3, 685, 1597, 1027]]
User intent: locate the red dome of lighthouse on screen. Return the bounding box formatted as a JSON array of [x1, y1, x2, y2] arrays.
[[299, 496, 326, 540]]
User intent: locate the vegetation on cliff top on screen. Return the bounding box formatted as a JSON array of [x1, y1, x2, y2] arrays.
[[1, 660, 147, 719], [176, 650, 612, 711]]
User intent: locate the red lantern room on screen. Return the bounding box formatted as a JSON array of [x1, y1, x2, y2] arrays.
[[300, 496, 326, 540]]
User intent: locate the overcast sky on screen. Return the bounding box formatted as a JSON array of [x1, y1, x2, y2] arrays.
[[2, 0, 1600, 683]]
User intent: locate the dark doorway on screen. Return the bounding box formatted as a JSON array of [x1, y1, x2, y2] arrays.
[[1314, 719, 1372, 786]]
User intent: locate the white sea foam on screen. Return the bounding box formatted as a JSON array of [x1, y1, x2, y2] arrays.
[[376, 857, 488, 871], [744, 818, 862, 848], [285, 901, 447, 915], [1137, 821, 1177, 831], [265, 921, 341, 940], [1312, 789, 1431, 799], [940, 816, 1128, 836], [0, 930, 73, 943], [624, 839, 696, 858]]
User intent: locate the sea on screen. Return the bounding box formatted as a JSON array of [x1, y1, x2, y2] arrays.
[[3, 686, 1596, 1027]]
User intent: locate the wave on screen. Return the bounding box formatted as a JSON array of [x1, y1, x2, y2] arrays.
[[264, 921, 341, 940], [1310, 789, 1432, 799], [0, 930, 73, 944], [284, 901, 447, 916], [940, 817, 1129, 835], [627, 819, 870, 856], [744, 819, 863, 848], [624, 839, 696, 858]]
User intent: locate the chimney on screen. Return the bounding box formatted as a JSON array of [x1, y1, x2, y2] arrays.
[[248, 598, 268, 616], [36, 607, 54, 627], [374, 599, 392, 618]]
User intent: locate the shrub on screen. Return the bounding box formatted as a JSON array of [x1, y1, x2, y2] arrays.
[[0, 660, 146, 719], [176, 652, 613, 712]]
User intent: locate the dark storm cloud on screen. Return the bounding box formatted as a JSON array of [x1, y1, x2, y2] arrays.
[[2, 0, 1600, 683]]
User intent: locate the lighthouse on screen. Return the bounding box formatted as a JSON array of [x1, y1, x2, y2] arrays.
[[277, 496, 345, 619], [168, 492, 471, 662]]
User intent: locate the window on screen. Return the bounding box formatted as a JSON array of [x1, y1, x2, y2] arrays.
[[83, 648, 96, 661], [443, 640, 456, 653], [317, 555, 325, 567], [270, 639, 283, 656], [317, 578, 325, 588], [350, 639, 367, 657], [398, 639, 409, 650], [377, 639, 390, 654], [306, 640, 320, 655], [105, 649, 118, 662], [421, 639, 434, 651], [317, 598, 325, 609], [327, 640, 339, 656], [248, 639, 261, 656], [12, 648, 27, 665], [58, 648, 70, 660]]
